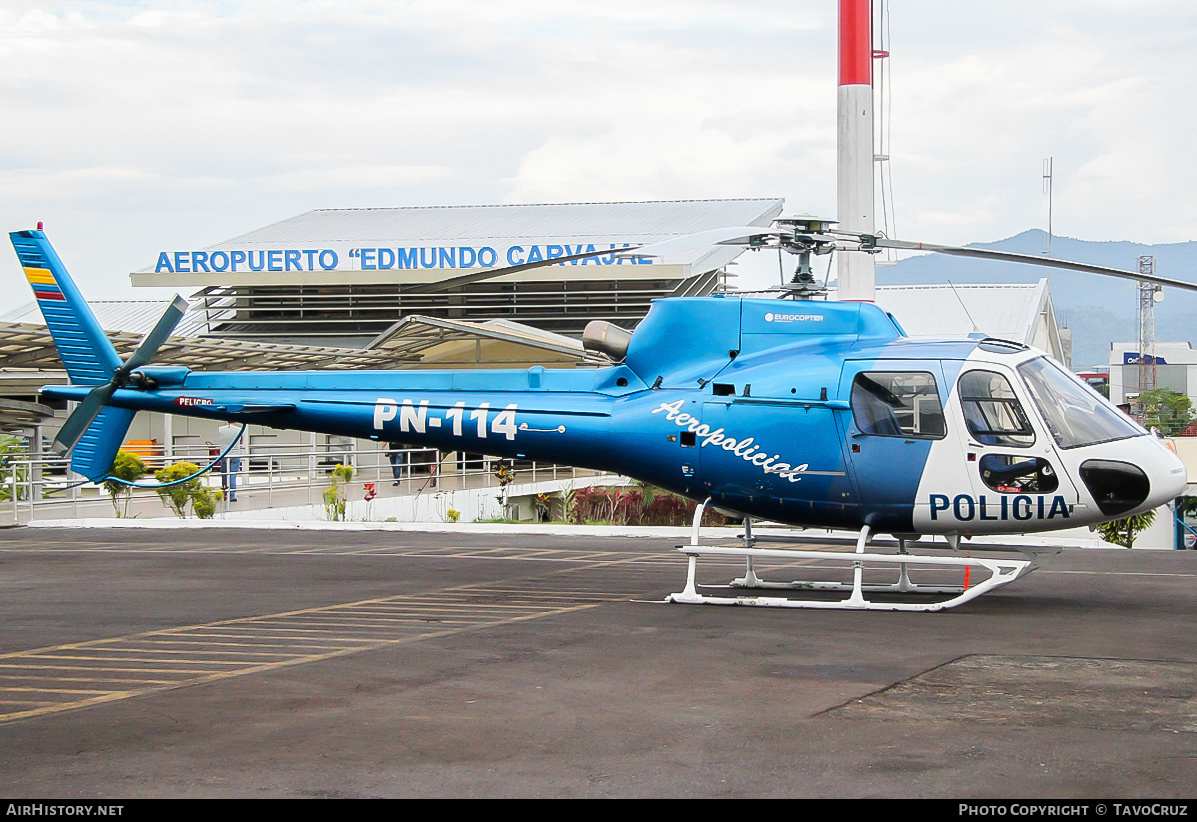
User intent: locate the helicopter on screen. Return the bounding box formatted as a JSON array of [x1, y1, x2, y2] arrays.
[[9, 221, 1193, 611]]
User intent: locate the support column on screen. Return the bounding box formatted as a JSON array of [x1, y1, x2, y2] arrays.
[[836, 0, 876, 302], [162, 414, 173, 462]]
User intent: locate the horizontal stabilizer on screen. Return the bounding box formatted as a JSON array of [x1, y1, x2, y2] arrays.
[[70, 407, 136, 482]]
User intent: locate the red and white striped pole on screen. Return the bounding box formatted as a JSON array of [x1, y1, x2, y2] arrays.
[[836, 0, 875, 302]]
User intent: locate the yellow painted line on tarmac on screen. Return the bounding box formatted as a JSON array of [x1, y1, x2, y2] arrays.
[[0, 663, 240, 674], [0, 673, 180, 685], [241, 618, 470, 631], [177, 625, 397, 638], [0, 579, 634, 725], [0, 537, 664, 724], [146, 631, 355, 645], [557, 551, 631, 561], [20, 655, 254, 666], [108, 644, 304, 657], [3, 686, 118, 695]]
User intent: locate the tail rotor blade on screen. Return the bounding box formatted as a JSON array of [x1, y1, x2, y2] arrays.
[[51, 382, 117, 456], [123, 295, 188, 373]]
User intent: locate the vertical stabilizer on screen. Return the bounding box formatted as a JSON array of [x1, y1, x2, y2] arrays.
[[10, 229, 122, 386], [10, 229, 137, 480], [71, 407, 137, 481]]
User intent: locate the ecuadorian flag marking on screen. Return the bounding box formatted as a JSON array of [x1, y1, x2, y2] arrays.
[[25, 267, 65, 301]]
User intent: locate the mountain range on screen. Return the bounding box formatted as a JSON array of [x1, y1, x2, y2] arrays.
[[882, 229, 1197, 370]]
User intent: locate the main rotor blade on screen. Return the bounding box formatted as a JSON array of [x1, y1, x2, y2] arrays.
[[871, 239, 1197, 293], [123, 295, 189, 373], [406, 224, 791, 294], [51, 382, 117, 456], [627, 226, 794, 259], [406, 247, 645, 294]]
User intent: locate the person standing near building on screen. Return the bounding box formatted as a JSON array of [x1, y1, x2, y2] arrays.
[[218, 423, 244, 502], [386, 441, 406, 486]]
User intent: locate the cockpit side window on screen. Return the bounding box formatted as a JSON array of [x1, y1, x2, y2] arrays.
[[978, 454, 1059, 494], [850, 372, 946, 439], [958, 370, 1035, 447], [1017, 356, 1144, 449]]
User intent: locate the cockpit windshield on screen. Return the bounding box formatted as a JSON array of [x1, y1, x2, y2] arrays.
[[1017, 357, 1145, 449]]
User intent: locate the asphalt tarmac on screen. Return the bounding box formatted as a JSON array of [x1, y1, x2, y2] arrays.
[[0, 525, 1194, 799]]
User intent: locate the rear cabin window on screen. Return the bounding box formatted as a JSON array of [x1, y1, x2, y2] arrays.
[[850, 372, 946, 439]]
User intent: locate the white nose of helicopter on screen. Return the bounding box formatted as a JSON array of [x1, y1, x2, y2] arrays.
[[1081, 436, 1188, 519], [1147, 440, 1189, 508]]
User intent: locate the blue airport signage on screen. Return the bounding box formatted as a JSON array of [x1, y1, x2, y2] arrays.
[[153, 243, 653, 274]]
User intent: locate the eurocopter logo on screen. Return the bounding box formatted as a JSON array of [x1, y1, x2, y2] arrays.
[[652, 400, 808, 483], [764, 312, 824, 323]]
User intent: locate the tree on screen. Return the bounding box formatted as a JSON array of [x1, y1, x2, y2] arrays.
[[154, 462, 221, 519], [102, 450, 146, 517], [1096, 510, 1156, 549], [0, 435, 30, 502], [1135, 388, 1194, 437]]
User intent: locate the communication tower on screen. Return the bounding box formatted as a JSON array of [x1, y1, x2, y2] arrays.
[[1137, 255, 1161, 393]]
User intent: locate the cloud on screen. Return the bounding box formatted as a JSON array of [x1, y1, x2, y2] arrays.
[[1, 1, 1195, 312]]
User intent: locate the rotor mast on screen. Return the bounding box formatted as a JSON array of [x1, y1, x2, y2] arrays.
[[836, 0, 876, 301]]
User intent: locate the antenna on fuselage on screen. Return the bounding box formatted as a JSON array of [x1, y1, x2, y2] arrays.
[[946, 280, 980, 333]]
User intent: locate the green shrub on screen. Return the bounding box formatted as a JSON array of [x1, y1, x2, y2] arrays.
[[191, 486, 222, 519], [323, 463, 354, 521], [102, 450, 146, 517], [153, 462, 219, 519], [0, 435, 30, 502]]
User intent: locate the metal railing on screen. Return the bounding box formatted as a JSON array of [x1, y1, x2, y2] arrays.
[[0, 444, 608, 525]]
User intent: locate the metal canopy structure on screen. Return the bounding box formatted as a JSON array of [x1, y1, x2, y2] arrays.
[[0, 397, 56, 432], [0, 313, 601, 375], [368, 315, 603, 367], [0, 313, 604, 431], [0, 320, 404, 373]]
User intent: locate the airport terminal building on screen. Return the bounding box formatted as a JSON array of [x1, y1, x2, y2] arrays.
[[131, 198, 785, 346]]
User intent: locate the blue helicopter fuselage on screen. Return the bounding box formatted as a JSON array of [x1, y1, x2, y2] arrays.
[[39, 295, 1187, 537]]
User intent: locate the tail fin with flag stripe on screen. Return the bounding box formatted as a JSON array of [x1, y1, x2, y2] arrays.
[[9, 229, 137, 480], [10, 229, 122, 386]]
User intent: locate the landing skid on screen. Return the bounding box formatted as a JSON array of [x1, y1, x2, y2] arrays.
[[667, 501, 1056, 612]]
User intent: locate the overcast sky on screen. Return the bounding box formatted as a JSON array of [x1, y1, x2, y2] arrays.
[[1, 0, 1194, 310]]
